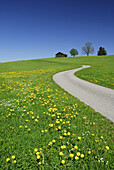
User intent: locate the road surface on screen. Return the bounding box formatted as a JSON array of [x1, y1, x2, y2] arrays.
[[53, 65, 114, 122]]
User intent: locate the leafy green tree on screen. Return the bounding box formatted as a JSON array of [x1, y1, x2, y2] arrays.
[[70, 48, 78, 56], [82, 42, 94, 56], [97, 47, 107, 56]]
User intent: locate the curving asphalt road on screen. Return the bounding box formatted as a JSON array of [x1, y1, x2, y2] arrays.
[[53, 65, 114, 122]]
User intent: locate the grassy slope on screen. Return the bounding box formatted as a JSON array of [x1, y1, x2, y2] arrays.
[[75, 55, 114, 89], [0, 55, 114, 169], [0, 55, 113, 88]]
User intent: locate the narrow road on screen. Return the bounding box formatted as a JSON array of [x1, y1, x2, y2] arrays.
[[53, 65, 114, 122]]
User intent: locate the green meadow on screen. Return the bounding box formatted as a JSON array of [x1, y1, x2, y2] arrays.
[[0, 55, 114, 169]]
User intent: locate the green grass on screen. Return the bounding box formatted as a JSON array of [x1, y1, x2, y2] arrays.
[[75, 55, 114, 89], [0, 55, 114, 88], [0, 55, 114, 169]]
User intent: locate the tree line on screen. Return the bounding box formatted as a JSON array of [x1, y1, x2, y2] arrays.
[[70, 42, 107, 56]]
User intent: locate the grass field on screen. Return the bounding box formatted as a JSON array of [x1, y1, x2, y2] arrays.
[[75, 55, 114, 89], [0, 55, 114, 169]]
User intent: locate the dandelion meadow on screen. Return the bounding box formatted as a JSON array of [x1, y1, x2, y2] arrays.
[[0, 55, 114, 169]]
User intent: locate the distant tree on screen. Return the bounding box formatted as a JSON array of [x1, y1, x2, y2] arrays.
[[70, 48, 78, 56], [97, 47, 107, 56], [82, 42, 94, 56]]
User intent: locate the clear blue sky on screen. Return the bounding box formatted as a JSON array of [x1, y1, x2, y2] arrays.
[[0, 0, 114, 62]]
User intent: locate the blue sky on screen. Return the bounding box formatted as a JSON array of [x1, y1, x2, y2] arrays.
[[0, 0, 114, 62]]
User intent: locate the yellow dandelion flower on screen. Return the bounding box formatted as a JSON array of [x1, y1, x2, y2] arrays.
[[48, 142, 52, 145], [77, 152, 80, 156], [61, 160, 65, 164], [68, 132, 71, 135], [60, 136, 63, 139], [106, 146, 109, 150], [13, 160, 17, 163], [52, 139, 56, 143], [69, 154, 74, 158], [34, 148, 38, 152], [88, 151, 91, 154], [72, 148, 75, 151], [12, 155, 15, 159], [37, 155, 40, 159], [6, 158, 10, 162], [36, 152, 40, 155], [35, 119, 38, 122], [78, 137, 81, 140], [52, 114, 55, 118], [75, 156, 79, 160], [81, 154, 84, 158], [38, 161, 41, 165], [59, 152, 63, 156], [49, 124, 53, 127], [61, 145, 66, 149], [74, 145, 78, 150], [56, 120, 60, 124]]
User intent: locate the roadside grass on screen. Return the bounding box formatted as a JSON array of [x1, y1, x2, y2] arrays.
[[75, 55, 114, 89], [0, 55, 114, 169]]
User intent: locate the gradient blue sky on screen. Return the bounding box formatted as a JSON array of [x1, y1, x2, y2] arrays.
[[0, 0, 114, 62]]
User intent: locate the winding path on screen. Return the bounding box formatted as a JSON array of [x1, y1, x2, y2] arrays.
[[53, 65, 114, 122]]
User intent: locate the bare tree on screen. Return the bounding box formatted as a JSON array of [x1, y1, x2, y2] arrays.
[[82, 42, 94, 56]]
